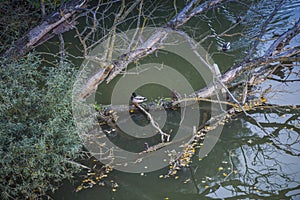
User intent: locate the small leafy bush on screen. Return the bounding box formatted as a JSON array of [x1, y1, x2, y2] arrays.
[[0, 54, 82, 199]]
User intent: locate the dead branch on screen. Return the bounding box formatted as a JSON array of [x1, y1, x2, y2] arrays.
[[78, 0, 225, 100], [58, 33, 65, 68], [168, 0, 225, 29], [191, 18, 300, 99], [167, 101, 300, 176], [3, 0, 86, 59], [136, 105, 170, 142], [242, 0, 286, 63]]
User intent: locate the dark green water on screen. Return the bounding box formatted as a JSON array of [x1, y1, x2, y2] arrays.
[[47, 0, 300, 199]]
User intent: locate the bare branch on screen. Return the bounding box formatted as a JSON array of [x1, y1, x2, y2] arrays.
[[136, 105, 170, 142]]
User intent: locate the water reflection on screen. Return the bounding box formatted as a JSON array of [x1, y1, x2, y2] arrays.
[[53, 111, 300, 199], [202, 115, 300, 199], [51, 0, 300, 199]]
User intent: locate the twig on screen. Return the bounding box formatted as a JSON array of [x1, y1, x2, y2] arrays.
[[58, 33, 65, 68], [242, 0, 286, 63], [79, 0, 224, 100], [64, 159, 91, 170], [173, 96, 238, 108], [136, 104, 170, 142]]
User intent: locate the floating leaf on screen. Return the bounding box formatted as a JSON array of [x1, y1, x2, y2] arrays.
[[260, 97, 267, 103], [75, 186, 83, 192], [99, 182, 105, 186], [183, 179, 190, 183]]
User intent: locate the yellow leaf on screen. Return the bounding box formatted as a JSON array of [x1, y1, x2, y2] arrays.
[[75, 186, 83, 192], [260, 97, 267, 103]]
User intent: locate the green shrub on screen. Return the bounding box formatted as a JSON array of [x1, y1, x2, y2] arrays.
[[0, 53, 82, 199]]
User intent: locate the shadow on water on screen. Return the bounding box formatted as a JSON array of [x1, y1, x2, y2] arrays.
[[49, 0, 300, 199], [52, 112, 300, 199]]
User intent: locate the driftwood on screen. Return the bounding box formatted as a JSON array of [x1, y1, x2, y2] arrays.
[[3, 0, 87, 59]]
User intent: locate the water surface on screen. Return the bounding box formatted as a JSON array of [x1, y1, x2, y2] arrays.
[[50, 0, 300, 199]]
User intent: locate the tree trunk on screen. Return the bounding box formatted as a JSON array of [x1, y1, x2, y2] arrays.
[[3, 0, 86, 60]]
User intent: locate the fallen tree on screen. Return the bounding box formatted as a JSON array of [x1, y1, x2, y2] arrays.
[[2, 0, 300, 197], [70, 0, 299, 150], [3, 0, 87, 59], [72, 0, 300, 178], [78, 0, 300, 102]]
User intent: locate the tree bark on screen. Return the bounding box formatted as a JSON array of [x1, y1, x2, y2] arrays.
[[78, 0, 300, 102], [78, 0, 225, 100], [3, 0, 86, 60]]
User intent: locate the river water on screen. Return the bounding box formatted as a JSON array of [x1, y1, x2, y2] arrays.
[[48, 0, 300, 199]]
